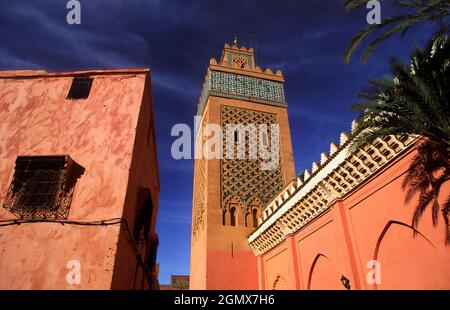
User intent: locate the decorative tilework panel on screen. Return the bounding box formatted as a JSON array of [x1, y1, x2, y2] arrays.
[[197, 71, 286, 116], [221, 106, 284, 205], [211, 71, 285, 103]]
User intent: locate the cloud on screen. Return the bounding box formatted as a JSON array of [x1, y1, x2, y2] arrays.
[[153, 72, 199, 99], [158, 209, 192, 225], [288, 105, 351, 126], [0, 47, 40, 69]]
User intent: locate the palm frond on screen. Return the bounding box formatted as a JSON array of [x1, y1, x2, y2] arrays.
[[442, 195, 450, 244], [361, 16, 426, 63], [344, 16, 413, 63], [344, 0, 374, 10], [412, 190, 435, 231], [343, 0, 450, 63], [349, 34, 450, 243]]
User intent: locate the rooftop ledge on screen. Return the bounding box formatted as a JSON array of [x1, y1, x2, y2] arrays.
[[209, 59, 285, 83], [0, 68, 151, 79]]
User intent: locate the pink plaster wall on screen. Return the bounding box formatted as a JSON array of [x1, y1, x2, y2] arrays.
[[345, 149, 450, 290], [263, 246, 290, 290], [0, 69, 159, 289], [111, 73, 160, 290], [294, 214, 348, 290], [260, 146, 450, 290], [206, 250, 259, 290]]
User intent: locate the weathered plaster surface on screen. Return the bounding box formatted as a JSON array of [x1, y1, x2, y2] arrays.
[[0, 70, 154, 289]]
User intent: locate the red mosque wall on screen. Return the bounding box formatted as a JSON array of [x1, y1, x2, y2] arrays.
[[259, 146, 450, 290]]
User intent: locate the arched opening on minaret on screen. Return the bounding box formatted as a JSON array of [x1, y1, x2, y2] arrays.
[[230, 207, 236, 226], [252, 209, 258, 228], [222, 209, 227, 226]]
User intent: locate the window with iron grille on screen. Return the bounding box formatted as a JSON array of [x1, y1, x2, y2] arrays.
[[134, 189, 153, 243], [2, 156, 82, 219], [67, 77, 93, 99]]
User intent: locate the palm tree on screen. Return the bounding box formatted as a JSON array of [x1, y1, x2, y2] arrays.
[[402, 141, 450, 243], [344, 0, 450, 63], [350, 34, 450, 243]]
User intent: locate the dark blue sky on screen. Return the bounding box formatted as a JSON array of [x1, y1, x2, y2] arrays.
[[0, 0, 435, 284]]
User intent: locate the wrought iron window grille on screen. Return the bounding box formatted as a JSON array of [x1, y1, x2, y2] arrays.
[[2, 156, 84, 219]]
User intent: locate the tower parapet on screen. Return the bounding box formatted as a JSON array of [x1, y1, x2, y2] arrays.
[[197, 41, 286, 117]]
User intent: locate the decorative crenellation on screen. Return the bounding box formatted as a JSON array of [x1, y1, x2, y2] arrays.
[[261, 178, 298, 225], [221, 43, 255, 68], [351, 120, 358, 133], [340, 132, 350, 145], [217, 42, 283, 76], [226, 51, 255, 69], [320, 152, 329, 165], [329, 142, 339, 156], [303, 169, 311, 181], [209, 57, 283, 77], [312, 161, 320, 173], [248, 130, 415, 256]]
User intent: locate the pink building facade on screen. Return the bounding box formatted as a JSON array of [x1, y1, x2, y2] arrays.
[[0, 69, 160, 289]]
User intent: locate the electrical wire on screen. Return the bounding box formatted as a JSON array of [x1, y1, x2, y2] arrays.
[[0, 217, 123, 227], [0, 217, 155, 287]]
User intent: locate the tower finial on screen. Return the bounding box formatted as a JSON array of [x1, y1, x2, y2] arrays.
[[233, 35, 238, 47]]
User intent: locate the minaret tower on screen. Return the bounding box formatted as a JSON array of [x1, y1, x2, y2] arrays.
[[190, 38, 296, 289]]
